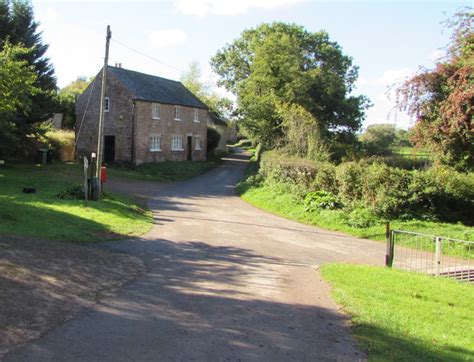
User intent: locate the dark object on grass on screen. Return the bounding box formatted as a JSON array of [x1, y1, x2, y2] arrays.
[[22, 188, 36, 194], [57, 185, 85, 200]]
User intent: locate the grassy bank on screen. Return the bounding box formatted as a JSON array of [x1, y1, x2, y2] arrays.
[[238, 176, 474, 241], [321, 264, 474, 361], [0, 164, 152, 242]]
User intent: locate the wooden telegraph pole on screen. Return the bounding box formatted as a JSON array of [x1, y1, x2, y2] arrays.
[[92, 25, 111, 201]]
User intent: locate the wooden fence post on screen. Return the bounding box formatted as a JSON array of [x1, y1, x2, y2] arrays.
[[385, 222, 394, 267]]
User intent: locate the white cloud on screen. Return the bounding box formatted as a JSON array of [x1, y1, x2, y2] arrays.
[[175, 0, 298, 16], [148, 29, 188, 49], [374, 67, 412, 86]]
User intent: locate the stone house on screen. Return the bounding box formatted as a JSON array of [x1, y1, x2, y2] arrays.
[[76, 66, 208, 165]]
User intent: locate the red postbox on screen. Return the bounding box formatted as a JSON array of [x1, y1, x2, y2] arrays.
[[100, 166, 107, 183]]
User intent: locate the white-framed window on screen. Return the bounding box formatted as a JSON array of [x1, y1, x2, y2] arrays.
[[174, 106, 181, 120], [171, 135, 183, 151], [195, 135, 202, 150], [152, 103, 161, 119], [193, 108, 199, 122], [150, 135, 161, 152], [104, 97, 110, 112]]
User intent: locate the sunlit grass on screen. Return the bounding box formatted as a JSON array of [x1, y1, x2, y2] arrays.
[[322, 264, 474, 361]]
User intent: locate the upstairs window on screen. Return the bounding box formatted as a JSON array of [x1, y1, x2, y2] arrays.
[[152, 103, 161, 119], [150, 135, 161, 152], [174, 106, 181, 120], [171, 135, 183, 151], [193, 109, 199, 122], [104, 97, 110, 112]]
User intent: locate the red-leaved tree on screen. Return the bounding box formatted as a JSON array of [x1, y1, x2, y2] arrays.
[[396, 10, 473, 170]]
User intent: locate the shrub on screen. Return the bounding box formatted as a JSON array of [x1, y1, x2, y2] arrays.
[[304, 191, 342, 212], [256, 150, 474, 224], [344, 206, 380, 228], [336, 161, 364, 203], [57, 185, 84, 200], [207, 127, 221, 155], [311, 162, 338, 194]]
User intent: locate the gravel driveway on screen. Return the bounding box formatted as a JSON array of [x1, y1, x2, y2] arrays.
[[5, 150, 385, 361]]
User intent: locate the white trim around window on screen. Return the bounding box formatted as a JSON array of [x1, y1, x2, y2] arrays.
[[104, 97, 110, 112], [193, 108, 200, 122], [171, 135, 184, 151], [195, 135, 202, 150], [150, 135, 162, 152], [152, 103, 161, 120], [174, 106, 181, 121]]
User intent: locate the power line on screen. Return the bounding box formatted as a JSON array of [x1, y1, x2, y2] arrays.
[[111, 38, 184, 73]]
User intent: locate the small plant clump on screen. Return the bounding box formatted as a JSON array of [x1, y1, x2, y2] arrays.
[[57, 185, 84, 200], [303, 191, 341, 212]]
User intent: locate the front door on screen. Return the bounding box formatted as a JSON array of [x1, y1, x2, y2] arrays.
[[104, 135, 115, 163], [187, 136, 192, 161]]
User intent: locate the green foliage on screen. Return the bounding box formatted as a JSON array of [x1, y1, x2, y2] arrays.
[[57, 184, 84, 200], [206, 127, 221, 155], [322, 264, 474, 361], [303, 191, 341, 212], [276, 102, 330, 161], [396, 10, 474, 170], [0, 41, 38, 158], [0, 1, 57, 156], [57, 76, 92, 129], [344, 206, 379, 228], [359, 123, 396, 156], [211, 22, 370, 148], [180, 61, 234, 120], [258, 150, 474, 224], [238, 173, 474, 241]]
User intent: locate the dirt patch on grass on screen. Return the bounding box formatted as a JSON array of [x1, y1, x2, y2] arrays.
[[0, 235, 145, 358]]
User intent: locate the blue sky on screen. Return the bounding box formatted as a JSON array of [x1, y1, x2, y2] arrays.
[[34, 0, 471, 129]]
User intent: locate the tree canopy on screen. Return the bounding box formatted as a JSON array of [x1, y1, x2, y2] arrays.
[[396, 10, 473, 170], [211, 22, 369, 150], [57, 76, 92, 129], [0, 0, 57, 155], [180, 61, 234, 120], [0, 42, 38, 157]]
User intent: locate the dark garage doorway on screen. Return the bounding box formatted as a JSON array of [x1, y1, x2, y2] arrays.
[[104, 135, 115, 163]]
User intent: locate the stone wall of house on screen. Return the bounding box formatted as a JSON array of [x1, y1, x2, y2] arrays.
[[75, 70, 135, 163], [134, 101, 208, 164]]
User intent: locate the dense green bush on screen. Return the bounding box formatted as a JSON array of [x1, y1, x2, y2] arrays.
[[207, 127, 221, 155], [304, 191, 341, 212], [259, 150, 474, 225]]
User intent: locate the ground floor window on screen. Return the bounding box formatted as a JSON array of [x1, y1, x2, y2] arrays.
[[150, 135, 161, 151], [171, 135, 183, 151], [195, 135, 202, 150]]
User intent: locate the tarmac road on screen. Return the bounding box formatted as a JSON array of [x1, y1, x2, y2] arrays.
[[6, 149, 384, 361]]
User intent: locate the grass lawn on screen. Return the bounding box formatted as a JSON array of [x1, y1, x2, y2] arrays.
[[391, 146, 431, 160], [0, 163, 152, 242], [107, 158, 222, 182], [238, 180, 474, 242], [321, 264, 474, 361]]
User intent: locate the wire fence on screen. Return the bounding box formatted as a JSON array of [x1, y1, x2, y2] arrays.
[[386, 229, 474, 283]]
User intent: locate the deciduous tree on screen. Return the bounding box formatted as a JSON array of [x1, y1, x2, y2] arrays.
[[211, 22, 370, 150], [396, 10, 473, 170]]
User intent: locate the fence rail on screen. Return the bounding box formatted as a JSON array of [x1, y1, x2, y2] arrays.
[[385, 228, 474, 283]]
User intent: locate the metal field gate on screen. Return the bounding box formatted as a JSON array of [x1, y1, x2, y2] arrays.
[[386, 229, 474, 283]]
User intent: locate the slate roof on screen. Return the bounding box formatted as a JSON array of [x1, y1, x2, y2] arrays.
[[208, 110, 228, 127], [109, 66, 208, 109]]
